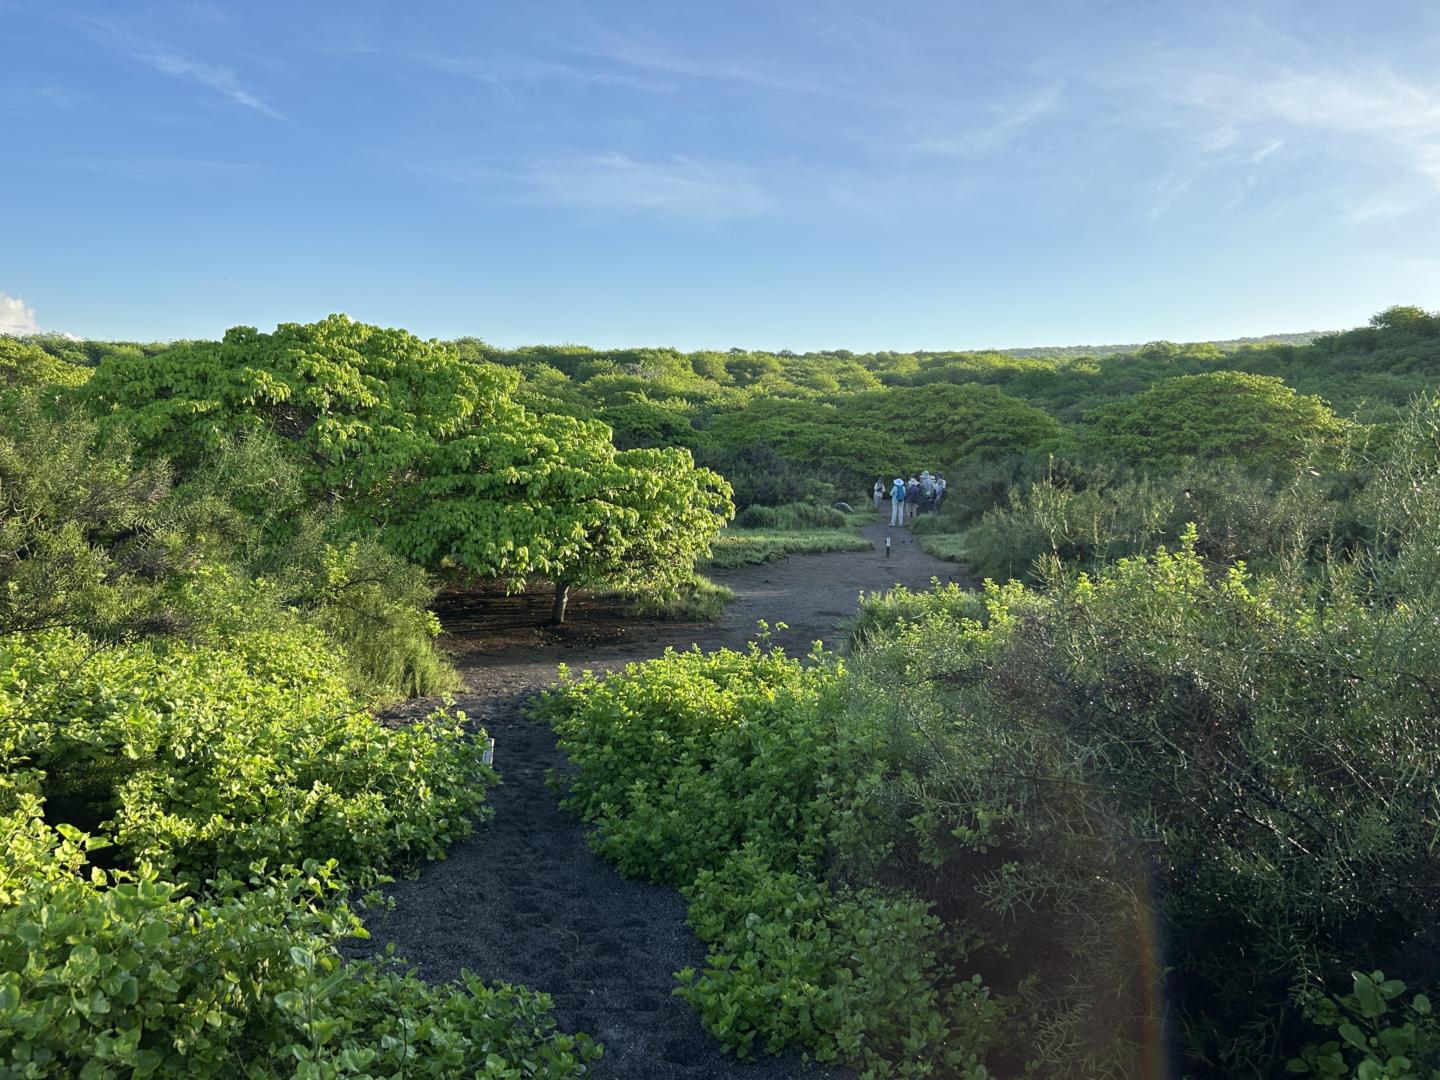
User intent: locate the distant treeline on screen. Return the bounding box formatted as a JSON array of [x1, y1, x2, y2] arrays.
[[16, 305, 1439, 509], [996, 328, 1322, 359]]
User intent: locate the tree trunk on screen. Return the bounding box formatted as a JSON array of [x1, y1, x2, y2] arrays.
[[550, 581, 572, 626]]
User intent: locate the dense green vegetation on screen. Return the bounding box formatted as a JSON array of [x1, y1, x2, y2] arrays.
[[436, 306, 1440, 511], [7, 302, 1440, 1076], [520, 307, 1440, 1076], [541, 427, 1440, 1075], [1, 318, 734, 1076]]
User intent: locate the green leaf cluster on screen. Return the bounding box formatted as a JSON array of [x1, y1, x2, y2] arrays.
[[82, 316, 733, 597], [2, 626, 489, 885], [534, 644, 1002, 1076], [0, 801, 598, 1078], [1289, 971, 1438, 1079]]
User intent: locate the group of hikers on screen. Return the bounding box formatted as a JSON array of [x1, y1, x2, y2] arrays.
[[873, 471, 947, 526]]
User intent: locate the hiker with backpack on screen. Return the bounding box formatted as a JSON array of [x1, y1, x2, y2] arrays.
[[873, 477, 885, 512], [905, 476, 920, 523], [889, 476, 907, 526]]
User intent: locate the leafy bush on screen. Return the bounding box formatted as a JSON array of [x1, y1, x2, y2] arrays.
[[0, 336, 90, 393], [535, 645, 850, 883], [845, 581, 996, 647], [534, 645, 1001, 1075], [0, 802, 599, 1078], [704, 397, 910, 497], [678, 848, 997, 1077], [2, 627, 490, 887], [1289, 971, 1438, 1079], [694, 443, 832, 509], [958, 459, 1339, 582], [83, 317, 732, 605], [0, 403, 457, 702], [840, 382, 1070, 465], [959, 470, 1176, 581], [1082, 371, 1347, 467], [844, 527, 1440, 1075]]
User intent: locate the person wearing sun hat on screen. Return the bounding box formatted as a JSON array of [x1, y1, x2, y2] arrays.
[[889, 476, 906, 526]]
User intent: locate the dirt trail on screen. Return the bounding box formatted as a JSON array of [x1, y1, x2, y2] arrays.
[[361, 520, 966, 1078]]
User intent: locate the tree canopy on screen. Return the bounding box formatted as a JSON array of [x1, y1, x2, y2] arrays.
[[1081, 371, 1346, 466], [81, 316, 732, 613]]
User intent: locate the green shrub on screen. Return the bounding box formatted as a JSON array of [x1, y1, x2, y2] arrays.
[[0, 801, 599, 1079], [845, 529, 1440, 1075], [623, 571, 733, 621], [1289, 971, 1438, 1079], [0, 405, 457, 703], [2, 627, 490, 887], [0, 336, 90, 393], [534, 644, 851, 883], [733, 502, 848, 530], [845, 581, 1000, 648], [678, 848, 998, 1076], [732, 504, 782, 529], [957, 459, 1339, 582], [1082, 370, 1347, 468], [535, 644, 1000, 1075], [693, 444, 830, 509], [706, 528, 871, 567]]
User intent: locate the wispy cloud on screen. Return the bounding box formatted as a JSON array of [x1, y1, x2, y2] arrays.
[[394, 51, 671, 95], [433, 152, 772, 219], [1178, 64, 1440, 179], [586, 35, 855, 102], [0, 291, 41, 336], [72, 15, 281, 118], [1084, 37, 1440, 226], [901, 84, 1063, 158]]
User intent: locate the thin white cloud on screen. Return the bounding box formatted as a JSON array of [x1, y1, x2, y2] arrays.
[[400, 51, 671, 95], [588, 35, 854, 102], [1347, 198, 1419, 224], [1251, 139, 1284, 164], [0, 292, 41, 336], [437, 153, 772, 219], [1176, 63, 1440, 184], [1110, 45, 1440, 224], [72, 15, 281, 118], [902, 84, 1063, 158]]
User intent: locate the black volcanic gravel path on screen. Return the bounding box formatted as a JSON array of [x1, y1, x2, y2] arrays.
[[358, 520, 966, 1077]]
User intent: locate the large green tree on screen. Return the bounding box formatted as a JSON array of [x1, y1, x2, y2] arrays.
[[1082, 371, 1346, 467], [384, 411, 731, 622], [83, 316, 505, 493], [83, 316, 731, 620]]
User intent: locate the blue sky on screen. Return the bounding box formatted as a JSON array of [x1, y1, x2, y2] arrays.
[[3, 0, 1439, 349]]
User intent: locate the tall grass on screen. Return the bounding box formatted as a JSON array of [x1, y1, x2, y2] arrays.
[[705, 529, 872, 567]]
